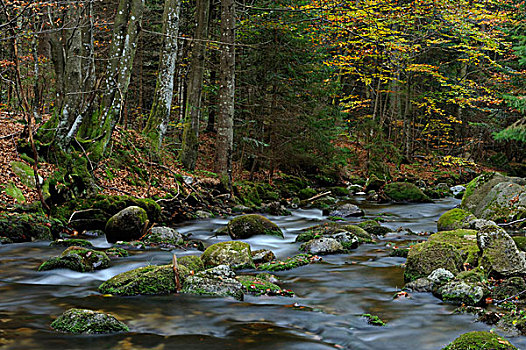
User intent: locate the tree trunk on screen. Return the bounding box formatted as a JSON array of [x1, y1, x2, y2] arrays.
[[215, 0, 235, 185], [143, 0, 182, 150], [180, 0, 211, 170]]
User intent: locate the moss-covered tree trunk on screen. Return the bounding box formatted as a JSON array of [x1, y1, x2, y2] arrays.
[[215, 0, 235, 185], [180, 0, 211, 170], [143, 0, 182, 150]]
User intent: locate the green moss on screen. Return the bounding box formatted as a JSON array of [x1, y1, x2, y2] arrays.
[[178, 255, 204, 272], [105, 247, 129, 258], [296, 223, 374, 244], [236, 275, 294, 296], [357, 220, 392, 236], [50, 239, 93, 248], [298, 187, 317, 200], [329, 187, 350, 196], [361, 314, 387, 326], [227, 214, 283, 239], [428, 229, 479, 266], [404, 241, 464, 282], [201, 241, 255, 270], [50, 308, 129, 334], [233, 181, 262, 207], [257, 254, 314, 272], [38, 246, 110, 272], [456, 268, 487, 284], [437, 209, 474, 231], [443, 331, 517, 350], [0, 211, 61, 243], [492, 277, 526, 301], [384, 182, 432, 202], [98, 264, 190, 296], [513, 237, 526, 252], [52, 194, 161, 226]]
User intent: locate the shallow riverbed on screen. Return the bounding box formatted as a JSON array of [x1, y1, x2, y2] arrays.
[[1, 197, 525, 349]]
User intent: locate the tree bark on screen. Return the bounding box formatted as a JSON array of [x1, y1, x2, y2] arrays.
[[143, 0, 182, 150], [180, 0, 211, 170], [215, 0, 235, 185]]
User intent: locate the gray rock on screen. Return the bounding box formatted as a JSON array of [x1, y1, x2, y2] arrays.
[[404, 277, 434, 292], [467, 218, 496, 231], [105, 206, 148, 243], [195, 210, 214, 219], [477, 224, 526, 277], [330, 231, 359, 249], [252, 249, 276, 264], [428, 268, 454, 285], [301, 237, 344, 255], [50, 308, 129, 334], [437, 281, 483, 305], [143, 226, 183, 246], [329, 203, 364, 218], [182, 265, 244, 300], [450, 185, 466, 196]]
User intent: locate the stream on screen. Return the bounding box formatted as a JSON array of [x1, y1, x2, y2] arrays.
[[1, 197, 525, 349]]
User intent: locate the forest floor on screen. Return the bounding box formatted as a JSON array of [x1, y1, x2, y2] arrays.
[[0, 111, 495, 208]]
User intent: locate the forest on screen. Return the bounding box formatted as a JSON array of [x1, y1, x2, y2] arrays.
[[0, 0, 526, 349]]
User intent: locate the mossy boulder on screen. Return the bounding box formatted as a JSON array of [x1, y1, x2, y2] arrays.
[[298, 187, 317, 200], [38, 246, 110, 272], [437, 209, 476, 232], [257, 254, 315, 272], [492, 277, 526, 301], [461, 172, 526, 223], [50, 308, 129, 334], [357, 220, 392, 236], [404, 242, 463, 282], [98, 264, 190, 296], [477, 224, 526, 277], [330, 187, 350, 196], [297, 223, 373, 245], [182, 265, 244, 300], [53, 194, 161, 232], [50, 238, 93, 248], [0, 212, 60, 243], [365, 175, 385, 191], [442, 331, 517, 350], [201, 241, 255, 270], [142, 226, 183, 247], [404, 229, 479, 282], [105, 206, 148, 243], [226, 214, 283, 239], [436, 281, 484, 305], [178, 255, 205, 273], [300, 237, 345, 255], [236, 275, 293, 297], [384, 182, 432, 202]]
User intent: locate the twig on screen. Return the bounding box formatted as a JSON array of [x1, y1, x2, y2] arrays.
[[499, 218, 526, 227], [172, 254, 181, 293], [0, 131, 21, 139], [305, 191, 332, 202], [494, 289, 526, 305]]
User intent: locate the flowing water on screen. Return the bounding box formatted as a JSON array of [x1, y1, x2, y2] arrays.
[[1, 197, 525, 350]]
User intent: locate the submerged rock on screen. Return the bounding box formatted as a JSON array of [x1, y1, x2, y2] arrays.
[[300, 237, 344, 255], [296, 223, 373, 246], [201, 241, 255, 269], [357, 220, 392, 236], [98, 264, 190, 296], [182, 265, 244, 300], [384, 182, 432, 203], [226, 214, 283, 239], [38, 246, 110, 272], [328, 203, 364, 218], [442, 331, 517, 350], [50, 238, 93, 248], [477, 224, 526, 277], [105, 206, 148, 243], [403, 277, 434, 292], [105, 247, 129, 258], [50, 308, 129, 334]]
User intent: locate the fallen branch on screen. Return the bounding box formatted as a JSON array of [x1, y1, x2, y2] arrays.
[[172, 254, 181, 292], [494, 289, 526, 305], [498, 218, 526, 227], [305, 191, 331, 202]]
